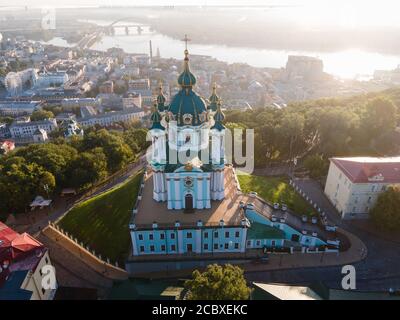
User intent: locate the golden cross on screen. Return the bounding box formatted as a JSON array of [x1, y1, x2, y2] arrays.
[[181, 34, 191, 50]]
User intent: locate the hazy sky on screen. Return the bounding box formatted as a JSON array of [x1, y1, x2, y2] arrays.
[[1, 0, 400, 28]]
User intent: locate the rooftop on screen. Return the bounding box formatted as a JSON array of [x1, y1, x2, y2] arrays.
[[132, 166, 246, 229], [331, 156, 400, 183]]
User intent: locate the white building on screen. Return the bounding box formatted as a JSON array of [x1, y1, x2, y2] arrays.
[[324, 157, 400, 219], [0, 101, 42, 116], [35, 71, 68, 88], [78, 109, 145, 127], [9, 118, 57, 139]]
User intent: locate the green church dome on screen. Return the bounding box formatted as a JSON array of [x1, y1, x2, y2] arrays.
[[168, 50, 207, 126], [208, 82, 220, 112], [150, 105, 165, 130], [177, 50, 196, 87], [156, 82, 167, 112]]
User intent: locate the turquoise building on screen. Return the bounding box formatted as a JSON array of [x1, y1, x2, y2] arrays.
[[128, 47, 338, 261]]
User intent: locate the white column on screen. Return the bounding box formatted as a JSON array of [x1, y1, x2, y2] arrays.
[[174, 177, 180, 209], [206, 177, 211, 208], [167, 178, 172, 209], [197, 178, 203, 209]]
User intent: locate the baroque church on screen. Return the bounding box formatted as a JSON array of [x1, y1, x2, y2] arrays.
[[148, 48, 226, 212]]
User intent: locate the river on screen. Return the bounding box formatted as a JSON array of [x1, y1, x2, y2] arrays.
[[51, 19, 400, 80]]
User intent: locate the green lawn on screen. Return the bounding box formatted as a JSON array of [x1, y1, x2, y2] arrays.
[[59, 171, 143, 263], [237, 173, 316, 217]]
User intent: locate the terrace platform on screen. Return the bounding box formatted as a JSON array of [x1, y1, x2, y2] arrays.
[[132, 166, 246, 229]]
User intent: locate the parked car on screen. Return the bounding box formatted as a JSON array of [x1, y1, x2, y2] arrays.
[[249, 191, 258, 197], [273, 203, 280, 210], [281, 203, 288, 211]]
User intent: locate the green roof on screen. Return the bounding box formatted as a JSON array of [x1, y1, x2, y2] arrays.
[[247, 221, 285, 239]]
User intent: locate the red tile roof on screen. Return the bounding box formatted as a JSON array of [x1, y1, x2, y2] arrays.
[[330, 157, 400, 184], [0, 222, 45, 287]]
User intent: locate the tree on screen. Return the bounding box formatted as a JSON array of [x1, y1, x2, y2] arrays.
[[15, 143, 78, 187], [67, 148, 108, 189], [303, 154, 329, 179], [362, 97, 396, 139], [123, 128, 149, 152], [30, 110, 55, 121], [80, 129, 133, 172], [370, 186, 400, 231], [185, 264, 251, 300], [0, 157, 55, 213]]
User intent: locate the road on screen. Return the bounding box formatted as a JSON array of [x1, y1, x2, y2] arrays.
[[246, 178, 400, 291]]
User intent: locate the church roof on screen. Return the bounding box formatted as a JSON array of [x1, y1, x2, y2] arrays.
[[168, 89, 207, 126], [211, 102, 225, 131], [177, 50, 196, 87], [150, 105, 165, 131], [156, 83, 167, 112], [208, 83, 220, 112]]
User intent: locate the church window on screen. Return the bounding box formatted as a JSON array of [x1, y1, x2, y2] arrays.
[[213, 244, 218, 250], [183, 114, 193, 125], [214, 231, 219, 238], [235, 231, 240, 238], [161, 245, 166, 251], [150, 245, 155, 252], [224, 243, 229, 249], [185, 134, 191, 144], [234, 243, 239, 249], [170, 233, 175, 240], [138, 234, 143, 241], [160, 233, 165, 240], [204, 232, 209, 239], [149, 234, 154, 240], [225, 231, 230, 238], [184, 177, 194, 187], [204, 244, 209, 250], [186, 232, 192, 239], [171, 245, 176, 251]]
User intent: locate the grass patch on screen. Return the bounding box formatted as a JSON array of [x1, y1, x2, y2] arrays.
[[237, 173, 315, 217], [59, 170, 143, 263]]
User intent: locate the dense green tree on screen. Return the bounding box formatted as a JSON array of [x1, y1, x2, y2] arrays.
[[30, 110, 55, 121], [123, 128, 149, 152], [362, 97, 396, 139], [370, 186, 400, 231], [303, 154, 329, 178], [185, 264, 251, 300], [15, 143, 78, 187], [0, 157, 55, 213], [67, 148, 108, 189], [80, 129, 133, 172]]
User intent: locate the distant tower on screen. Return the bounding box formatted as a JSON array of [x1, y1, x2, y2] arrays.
[[149, 40, 153, 64], [156, 47, 161, 59]]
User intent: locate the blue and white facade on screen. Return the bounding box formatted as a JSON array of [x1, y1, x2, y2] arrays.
[[129, 48, 338, 260]]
